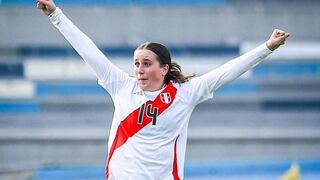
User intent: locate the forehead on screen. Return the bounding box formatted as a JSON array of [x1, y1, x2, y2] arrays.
[[134, 49, 158, 61]]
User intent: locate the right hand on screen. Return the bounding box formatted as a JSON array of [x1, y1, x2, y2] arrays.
[[266, 29, 290, 51], [36, 0, 57, 16]]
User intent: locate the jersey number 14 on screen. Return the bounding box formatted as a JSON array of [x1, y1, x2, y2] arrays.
[[137, 103, 158, 125]]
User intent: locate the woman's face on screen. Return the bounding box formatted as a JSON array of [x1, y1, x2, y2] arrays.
[[134, 49, 169, 91]]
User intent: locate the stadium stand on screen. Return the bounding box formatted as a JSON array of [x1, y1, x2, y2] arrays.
[[0, 0, 320, 179]]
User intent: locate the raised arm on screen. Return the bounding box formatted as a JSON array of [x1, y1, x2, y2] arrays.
[[36, 0, 128, 85], [203, 29, 290, 92]]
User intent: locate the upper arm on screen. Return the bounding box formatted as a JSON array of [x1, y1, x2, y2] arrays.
[[49, 7, 130, 96], [201, 43, 273, 93]]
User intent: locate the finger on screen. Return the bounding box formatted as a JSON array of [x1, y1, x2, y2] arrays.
[[275, 31, 285, 38], [36, 2, 44, 9], [284, 33, 290, 38], [38, 0, 50, 6], [275, 29, 286, 34], [36, 0, 44, 6], [277, 35, 289, 45], [274, 29, 286, 38], [278, 33, 290, 41]]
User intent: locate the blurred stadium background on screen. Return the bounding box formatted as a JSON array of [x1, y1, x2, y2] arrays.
[[0, 0, 320, 179]]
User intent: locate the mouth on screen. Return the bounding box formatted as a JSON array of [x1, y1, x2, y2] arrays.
[[138, 78, 148, 81]]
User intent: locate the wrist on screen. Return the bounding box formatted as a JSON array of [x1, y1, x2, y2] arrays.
[[47, 6, 57, 17], [48, 7, 61, 18], [266, 41, 275, 51]]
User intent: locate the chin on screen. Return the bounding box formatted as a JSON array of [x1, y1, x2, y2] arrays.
[[138, 82, 149, 89]]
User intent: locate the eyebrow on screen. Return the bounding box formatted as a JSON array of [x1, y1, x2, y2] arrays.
[[134, 58, 153, 62]]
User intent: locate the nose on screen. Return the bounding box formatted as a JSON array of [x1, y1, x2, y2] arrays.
[[137, 65, 144, 74]]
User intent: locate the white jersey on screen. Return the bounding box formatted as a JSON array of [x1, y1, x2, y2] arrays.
[[49, 7, 272, 180]]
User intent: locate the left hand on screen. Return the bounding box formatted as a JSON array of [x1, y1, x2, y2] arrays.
[[266, 29, 290, 51], [36, 0, 56, 16]]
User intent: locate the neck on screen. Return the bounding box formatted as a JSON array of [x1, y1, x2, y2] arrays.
[[143, 82, 167, 92]]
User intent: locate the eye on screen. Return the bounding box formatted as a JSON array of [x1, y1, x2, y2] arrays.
[[134, 62, 139, 67], [144, 62, 151, 67]]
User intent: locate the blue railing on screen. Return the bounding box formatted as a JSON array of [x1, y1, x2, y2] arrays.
[[16, 45, 239, 57], [35, 159, 320, 180]]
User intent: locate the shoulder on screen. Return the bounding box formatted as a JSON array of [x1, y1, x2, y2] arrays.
[[172, 77, 213, 105], [172, 81, 193, 98], [174, 76, 207, 89], [99, 76, 138, 97]]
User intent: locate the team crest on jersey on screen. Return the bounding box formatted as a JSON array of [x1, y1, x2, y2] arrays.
[[160, 92, 171, 104]]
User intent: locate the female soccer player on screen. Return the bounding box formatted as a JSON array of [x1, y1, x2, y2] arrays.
[[37, 0, 290, 179]]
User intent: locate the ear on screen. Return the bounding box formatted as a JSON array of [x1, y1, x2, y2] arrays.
[[161, 64, 169, 76]]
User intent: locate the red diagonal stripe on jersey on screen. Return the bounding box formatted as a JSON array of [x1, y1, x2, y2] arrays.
[[172, 135, 180, 180], [106, 82, 177, 179]]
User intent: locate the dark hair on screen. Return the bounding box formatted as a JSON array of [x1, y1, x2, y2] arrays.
[[136, 42, 195, 84]]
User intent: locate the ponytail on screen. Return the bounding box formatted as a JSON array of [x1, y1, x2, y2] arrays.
[[164, 60, 195, 84]]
